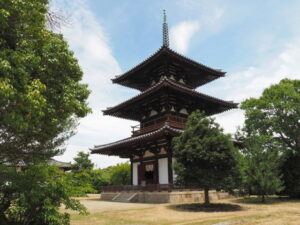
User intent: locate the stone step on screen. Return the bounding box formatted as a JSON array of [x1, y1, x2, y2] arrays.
[[113, 192, 137, 202]]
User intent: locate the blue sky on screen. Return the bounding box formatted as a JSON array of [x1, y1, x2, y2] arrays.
[[51, 0, 300, 168]]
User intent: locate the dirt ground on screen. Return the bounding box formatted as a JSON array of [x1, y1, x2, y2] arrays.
[[69, 194, 154, 214], [70, 194, 300, 225]]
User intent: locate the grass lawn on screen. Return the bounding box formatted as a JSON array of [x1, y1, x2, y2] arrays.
[[69, 195, 300, 225]]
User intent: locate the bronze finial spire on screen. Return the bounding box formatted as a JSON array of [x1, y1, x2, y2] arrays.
[[163, 9, 169, 47]]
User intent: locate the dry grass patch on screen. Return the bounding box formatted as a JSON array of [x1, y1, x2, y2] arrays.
[[70, 196, 300, 225]]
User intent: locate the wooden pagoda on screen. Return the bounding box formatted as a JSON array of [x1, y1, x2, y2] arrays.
[[91, 11, 237, 189]]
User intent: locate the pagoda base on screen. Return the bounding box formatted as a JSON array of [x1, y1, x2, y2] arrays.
[[101, 190, 233, 203]]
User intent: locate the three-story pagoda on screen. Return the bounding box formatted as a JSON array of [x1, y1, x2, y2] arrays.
[[91, 11, 237, 187]]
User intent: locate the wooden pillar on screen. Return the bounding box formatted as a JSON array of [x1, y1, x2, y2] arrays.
[[138, 161, 142, 185], [167, 140, 173, 184], [154, 143, 159, 185], [138, 150, 144, 186], [155, 152, 159, 184], [130, 158, 133, 185]]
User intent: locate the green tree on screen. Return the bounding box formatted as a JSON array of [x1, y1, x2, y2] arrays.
[[281, 153, 300, 198], [241, 79, 300, 197], [69, 170, 96, 195], [0, 164, 87, 225], [241, 79, 299, 153], [108, 163, 131, 185], [70, 152, 96, 195], [68, 153, 130, 193], [237, 133, 283, 202], [0, 0, 91, 164], [71, 152, 94, 172], [88, 163, 130, 192], [91, 169, 110, 192], [0, 0, 90, 223], [172, 111, 239, 205]]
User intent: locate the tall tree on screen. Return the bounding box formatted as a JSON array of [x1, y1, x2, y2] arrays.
[[71, 152, 94, 172], [281, 153, 300, 198], [237, 133, 283, 202], [0, 0, 91, 164], [70, 152, 95, 195], [241, 79, 300, 197], [173, 111, 240, 205], [241, 79, 299, 154], [0, 0, 90, 223]]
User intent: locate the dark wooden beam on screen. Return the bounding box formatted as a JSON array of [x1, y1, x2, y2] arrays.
[[130, 158, 133, 185], [167, 137, 173, 184]]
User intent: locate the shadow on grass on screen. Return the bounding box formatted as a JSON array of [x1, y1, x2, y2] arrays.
[[232, 196, 296, 205], [168, 203, 244, 212]]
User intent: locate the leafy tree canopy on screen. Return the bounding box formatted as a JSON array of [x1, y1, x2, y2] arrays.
[[88, 163, 131, 192], [281, 152, 300, 198], [107, 163, 131, 186], [0, 0, 91, 164], [69, 152, 96, 195], [91, 169, 110, 192], [0, 164, 87, 225], [240, 79, 300, 198], [173, 110, 240, 204], [0, 0, 90, 223], [241, 79, 300, 154], [71, 152, 94, 172], [237, 133, 283, 202]]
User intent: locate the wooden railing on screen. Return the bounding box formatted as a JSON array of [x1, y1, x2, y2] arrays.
[[131, 114, 187, 136], [166, 120, 186, 129]]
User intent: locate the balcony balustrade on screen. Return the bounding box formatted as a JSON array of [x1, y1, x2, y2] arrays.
[[131, 114, 187, 136]]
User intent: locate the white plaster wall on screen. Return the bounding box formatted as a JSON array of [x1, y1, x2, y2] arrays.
[[158, 158, 169, 184], [172, 158, 177, 182], [132, 162, 138, 185]]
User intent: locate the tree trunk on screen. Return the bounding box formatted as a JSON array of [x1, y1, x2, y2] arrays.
[[261, 194, 265, 203], [204, 188, 210, 205]]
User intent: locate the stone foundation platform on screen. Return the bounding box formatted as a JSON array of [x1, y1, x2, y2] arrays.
[[101, 190, 233, 203]]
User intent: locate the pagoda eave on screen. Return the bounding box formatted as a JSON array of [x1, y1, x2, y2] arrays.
[[103, 79, 238, 121], [112, 47, 225, 91], [91, 125, 183, 156]]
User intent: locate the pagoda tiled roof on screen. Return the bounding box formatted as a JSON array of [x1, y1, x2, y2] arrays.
[[91, 124, 183, 155], [112, 46, 225, 91], [103, 78, 238, 120]]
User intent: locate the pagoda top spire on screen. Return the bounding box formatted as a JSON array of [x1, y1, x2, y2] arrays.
[[162, 9, 169, 47]]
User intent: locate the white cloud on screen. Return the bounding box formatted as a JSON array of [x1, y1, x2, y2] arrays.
[[51, 0, 137, 168], [170, 21, 199, 54], [227, 38, 300, 102], [210, 37, 300, 134], [213, 110, 244, 134], [170, 1, 225, 54]]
